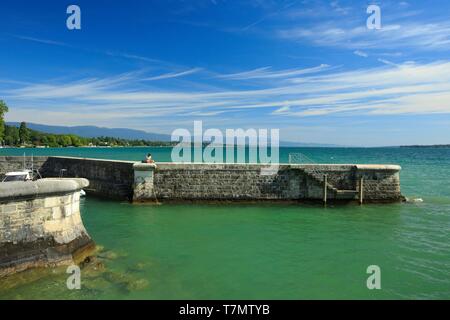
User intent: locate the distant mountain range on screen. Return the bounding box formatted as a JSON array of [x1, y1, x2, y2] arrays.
[[7, 122, 171, 141], [400, 144, 450, 148], [6, 122, 341, 147]]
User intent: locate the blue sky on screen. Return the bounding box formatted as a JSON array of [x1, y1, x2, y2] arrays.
[[1, 0, 450, 146]]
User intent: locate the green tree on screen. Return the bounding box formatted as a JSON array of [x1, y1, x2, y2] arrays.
[[0, 100, 8, 144], [58, 135, 72, 147], [19, 121, 29, 144], [69, 135, 82, 147], [4, 125, 19, 146], [47, 135, 58, 147]]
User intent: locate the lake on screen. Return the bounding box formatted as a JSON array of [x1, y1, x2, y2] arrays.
[[0, 147, 449, 299]]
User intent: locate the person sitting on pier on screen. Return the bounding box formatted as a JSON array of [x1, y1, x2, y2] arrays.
[[143, 153, 155, 164]]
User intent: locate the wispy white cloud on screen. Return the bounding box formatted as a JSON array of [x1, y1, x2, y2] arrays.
[[12, 34, 176, 67], [12, 35, 71, 47], [353, 50, 368, 58], [143, 68, 203, 81], [379, 52, 403, 57], [4, 61, 450, 126], [104, 51, 164, 64], [329, 0, 351, 15], [217, 64, 330, 80], [278, 21, 450, 50], [377, 58, 397, 66], [241, 0, 301, 31]]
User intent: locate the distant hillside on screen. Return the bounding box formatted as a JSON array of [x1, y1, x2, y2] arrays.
[[6, 122, 342, 147], [6, 122, 172, 142], [3, 123, 175, 147], [279, 140, 341, 147], [400, 144, 450, 148]]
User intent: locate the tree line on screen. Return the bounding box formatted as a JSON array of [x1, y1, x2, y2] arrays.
[[0, 100, 175, 147]]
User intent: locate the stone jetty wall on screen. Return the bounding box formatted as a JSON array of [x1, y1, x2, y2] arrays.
[[151, 163, 402, 202], [0, 156, 402, 203], [0, 156, 48, 179], [0, 156, 135, 200], [0, 178, 94, 277], [42, 157, 135, 200]]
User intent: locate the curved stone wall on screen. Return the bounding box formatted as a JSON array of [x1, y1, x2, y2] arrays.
[[0, 178, 94, 277]]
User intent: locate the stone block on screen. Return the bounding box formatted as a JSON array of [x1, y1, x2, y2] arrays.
[[44, 197, 60, 208], [52, 207, 62, 220], [3, 204, 17, 214]]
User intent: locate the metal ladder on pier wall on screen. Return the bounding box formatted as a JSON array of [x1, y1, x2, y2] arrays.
[[288, 153, 363, 203], [21, 153, 42, 180]]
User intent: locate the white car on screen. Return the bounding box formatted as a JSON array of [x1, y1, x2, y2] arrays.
[[2, 170, 33, 182]]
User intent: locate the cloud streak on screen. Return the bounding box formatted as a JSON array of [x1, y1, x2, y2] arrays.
[[4, 61, 450, 128], [143, 68, 203, 81], [12, 34, 180, 68], [353, 50, 368, 58], [278, 21, 450, 50], [217, 64, 330, 80], [13, 35, 70, 47]]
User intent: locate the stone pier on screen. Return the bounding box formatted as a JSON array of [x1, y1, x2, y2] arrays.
[[0, 178, 95, 277], [0, 156, 403, 203]]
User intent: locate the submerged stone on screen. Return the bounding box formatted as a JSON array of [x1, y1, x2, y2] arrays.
[[126, 278, 149, 291]]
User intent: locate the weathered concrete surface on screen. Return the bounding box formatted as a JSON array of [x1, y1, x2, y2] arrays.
[[0, 178, 94, 278], [0, 178, 88, 200]]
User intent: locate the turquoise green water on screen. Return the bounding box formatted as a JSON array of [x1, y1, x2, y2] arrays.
[[0, 147, 449, 299]]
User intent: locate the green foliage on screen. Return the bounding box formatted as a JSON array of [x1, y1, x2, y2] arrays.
[[3, 124, 175, 148], [0, 100, 9, 143], [4, 126, 19, 145], [19, 122, 29, 144], [0, 102, 174, 147], [0, 100, 7, 115]]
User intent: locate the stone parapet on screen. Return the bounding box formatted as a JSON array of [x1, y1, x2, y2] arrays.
[[0, 178, 94, 277], [0, 157, 403, 203]]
